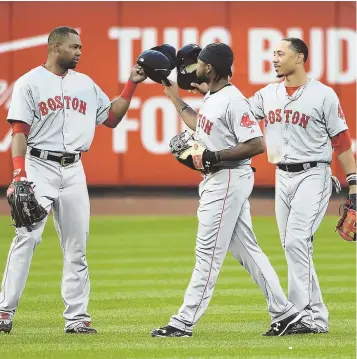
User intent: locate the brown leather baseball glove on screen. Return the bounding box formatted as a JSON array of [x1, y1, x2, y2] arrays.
[[169, 131, 219, 173], [336, 193, 356, 242], [6, 181, 47, 228]]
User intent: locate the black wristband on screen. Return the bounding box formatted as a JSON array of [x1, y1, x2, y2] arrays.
[[346, 173, 357, 186]]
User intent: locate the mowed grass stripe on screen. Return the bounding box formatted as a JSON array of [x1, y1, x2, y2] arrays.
[[19, 286, 356, 304], [26, 252, 356, 266], [27, 263, 354, 276], [23, 275, 355, 289]]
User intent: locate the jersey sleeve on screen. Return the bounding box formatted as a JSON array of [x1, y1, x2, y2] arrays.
[[323, 87, 348, 137], [94, 82, 111, 125], [7, 78, 36, 125], [227, 97, 263, 143], [248, 89, 266, 120]]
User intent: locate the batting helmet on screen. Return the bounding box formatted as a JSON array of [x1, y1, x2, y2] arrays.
[[151, 44, 177, 70], [137, 49, 171, 85], [176, 44, 202, 90]]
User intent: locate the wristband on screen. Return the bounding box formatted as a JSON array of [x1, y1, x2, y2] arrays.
[[346, 173, 357, 186], [120, 80, 137, 102]]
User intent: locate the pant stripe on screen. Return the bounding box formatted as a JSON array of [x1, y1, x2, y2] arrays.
[[0, 239, 17, 308], [191, 170, 231, 326], [306, 168, 330, 307]]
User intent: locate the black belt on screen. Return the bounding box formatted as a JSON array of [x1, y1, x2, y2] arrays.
[[277, 162, 318, 172], [209, 166, 256, 174], [30, 148, 81, 167]]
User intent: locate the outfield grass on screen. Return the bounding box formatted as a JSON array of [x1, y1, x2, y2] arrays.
[[0, 215, 355, 359]]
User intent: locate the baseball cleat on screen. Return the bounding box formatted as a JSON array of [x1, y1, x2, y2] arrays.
[[64, 321, 97, 334], [261, 312, 301, 336], [0, 312, 12, 334], [284, 322, 319, 335], [151, 325, 192, 337]]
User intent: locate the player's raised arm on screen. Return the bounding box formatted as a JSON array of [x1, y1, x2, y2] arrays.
[[102, 65, 147, 128], [162, 80, 198, 131]]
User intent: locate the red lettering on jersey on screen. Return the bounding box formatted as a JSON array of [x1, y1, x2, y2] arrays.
[[240, 113, 256, 128], [39, 96, 86, 116], [64, 96, 71, 109], [79, 100, 87, 115], [55, 96, 63, 109], [299, 114, 310, 129], [269, 108, 310, 129], [268, 110, 275, 124], [204, 120, 213, 135], [201, 116, 206, 129], [292, 111, 300, 124], [48, 98, 56, 111], [338, 104, 345, 119], [72, 97, 79, 111], [284, 109, 292, 123], [197, 113, 202, 128], [39, 102, 48, 116]]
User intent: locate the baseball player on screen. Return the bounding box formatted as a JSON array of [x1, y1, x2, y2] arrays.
[[0, 26, 146, 334], [247, 37, 356, 334], [152, 43, 308, 338]]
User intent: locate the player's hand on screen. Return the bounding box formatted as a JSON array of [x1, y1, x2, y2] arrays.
[[129, 65, 147, 84], [162, 80, 180, 101], [189, 82, 209, 96], [349, 184, 357, 195]]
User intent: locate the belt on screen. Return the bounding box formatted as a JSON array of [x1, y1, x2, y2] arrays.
[[277, 162, 318, 172], [209, 166, 256, 174], [30, 148, 81, 167]]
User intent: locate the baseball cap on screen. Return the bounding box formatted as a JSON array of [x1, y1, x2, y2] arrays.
[[198, 43, 233, 75]]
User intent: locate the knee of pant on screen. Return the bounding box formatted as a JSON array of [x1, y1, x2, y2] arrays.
[[284, 239, 296, 253], [15, 229, 42, 246], [284, 236, 309, 254], [64, 250, 86, 265]]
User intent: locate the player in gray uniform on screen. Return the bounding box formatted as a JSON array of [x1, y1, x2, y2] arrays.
[[248, 38, 357, 334], [0, 26, 146, 334], [151, 43, 308, 338]]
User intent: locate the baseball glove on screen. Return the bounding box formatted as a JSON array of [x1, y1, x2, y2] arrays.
[[169, 131, 219, 172], [6, 181, 47, 228], [335, 193, 356, 242]]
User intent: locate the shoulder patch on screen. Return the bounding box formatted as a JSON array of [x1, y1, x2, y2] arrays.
[[240, 113, 257, 128]]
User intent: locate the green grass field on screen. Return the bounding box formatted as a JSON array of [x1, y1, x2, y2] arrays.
[[0, 215, 354, 359]]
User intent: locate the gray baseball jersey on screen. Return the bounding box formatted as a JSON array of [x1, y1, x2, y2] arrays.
[[7, 65, 111, 152], [249, 78, 348, 164], [195, 84, 263, 167], [0, 65, 111, 330]]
